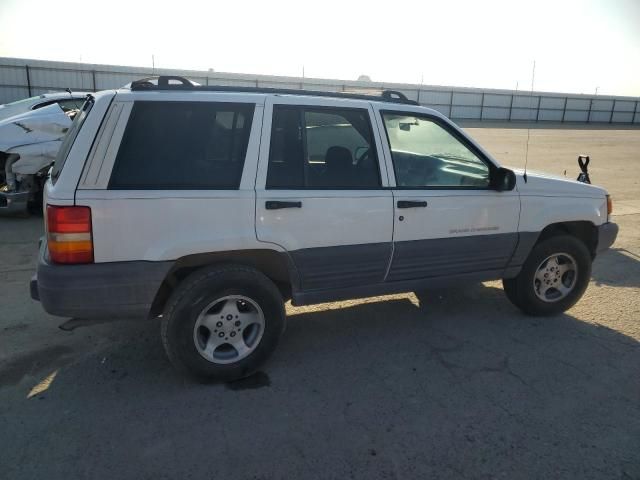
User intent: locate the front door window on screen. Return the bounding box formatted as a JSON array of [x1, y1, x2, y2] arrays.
[[381, 113, 490, 188]]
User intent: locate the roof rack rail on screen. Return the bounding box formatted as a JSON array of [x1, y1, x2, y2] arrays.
[[130, 75, 419, 105]]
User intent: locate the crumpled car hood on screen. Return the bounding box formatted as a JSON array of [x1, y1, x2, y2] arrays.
[[0, 103, 72, 152]]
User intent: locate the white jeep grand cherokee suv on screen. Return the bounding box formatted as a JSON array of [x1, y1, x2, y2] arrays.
[[31, 76, 618, 381]]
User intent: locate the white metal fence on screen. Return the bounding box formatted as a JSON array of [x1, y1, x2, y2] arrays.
[[1, 57, 639, 124]]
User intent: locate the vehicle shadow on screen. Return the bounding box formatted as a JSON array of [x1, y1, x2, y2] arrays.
[[2, 282, 639, 479], [591, 247, 640, 287]]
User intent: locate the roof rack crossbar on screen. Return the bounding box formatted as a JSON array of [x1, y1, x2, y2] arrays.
[[130, 75, 419, 105]]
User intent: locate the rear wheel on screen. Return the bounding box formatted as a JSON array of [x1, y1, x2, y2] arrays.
[[503, 235, 591, 316], [161, 265, 285, 381]]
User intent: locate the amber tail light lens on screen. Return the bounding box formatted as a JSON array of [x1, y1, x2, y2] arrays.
[[46, 205, 94, 264], [606, 195, 613, 217]]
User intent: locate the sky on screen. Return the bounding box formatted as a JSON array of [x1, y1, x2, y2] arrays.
[[0, 0, 639, 96]]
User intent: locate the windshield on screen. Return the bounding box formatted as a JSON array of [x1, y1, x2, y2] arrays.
[[51, 96, 93, 183]]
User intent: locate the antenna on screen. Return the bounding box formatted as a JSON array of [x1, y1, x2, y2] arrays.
[[523, 60, 536, 183]]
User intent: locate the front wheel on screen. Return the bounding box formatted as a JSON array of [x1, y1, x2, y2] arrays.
[[503, 235, 592, 316], [161, 265, 286, 381]]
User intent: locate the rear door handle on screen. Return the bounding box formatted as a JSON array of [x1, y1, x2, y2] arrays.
[[265, 200, 302, 210], [397, 200, 428, 208]]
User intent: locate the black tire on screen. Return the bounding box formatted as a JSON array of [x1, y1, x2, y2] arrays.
[[502, 235, 592, 316], [161, 264, 285, 381]]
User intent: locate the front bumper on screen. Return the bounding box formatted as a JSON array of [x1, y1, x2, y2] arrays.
[[0, 190, 29, 214], [31, 240, 173, 319], [596, 222, 618, 253]]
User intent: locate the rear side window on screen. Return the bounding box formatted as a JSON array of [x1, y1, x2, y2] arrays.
[[109, 101, 254, 189], [266, 105, 380, 189]]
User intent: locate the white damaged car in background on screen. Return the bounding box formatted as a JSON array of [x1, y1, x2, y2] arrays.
[[0, 93, 89, 214]]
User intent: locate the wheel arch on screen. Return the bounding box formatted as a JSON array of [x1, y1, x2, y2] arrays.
[[149, 249, 298, 317], [537, 221, 598, 257]]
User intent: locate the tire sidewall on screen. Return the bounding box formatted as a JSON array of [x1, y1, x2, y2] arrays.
[[163, 267, 285, 381], [516, 235, 592, 316]]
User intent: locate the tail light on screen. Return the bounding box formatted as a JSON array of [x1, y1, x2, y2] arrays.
[[606, 195, 613, 220], [46, 205, 93, 264]]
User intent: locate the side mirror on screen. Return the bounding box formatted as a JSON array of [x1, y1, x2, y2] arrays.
[[492, 167, 516, 191]]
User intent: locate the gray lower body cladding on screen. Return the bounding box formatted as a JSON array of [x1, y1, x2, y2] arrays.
[[289, 243, 392, 291], [32, 225, 617, 318], [32, 242, 172, 319], [596, 222, 618, 253], [387, 233, 520, 282], [288, 232, 527, 304]]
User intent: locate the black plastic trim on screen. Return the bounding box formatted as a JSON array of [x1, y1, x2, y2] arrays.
[[265, 200, 302, 210], [596, 222, 618, 253], [130, 76, 418, 105]]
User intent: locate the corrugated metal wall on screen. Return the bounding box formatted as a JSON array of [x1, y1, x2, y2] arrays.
[[1, 56, 639, 124]]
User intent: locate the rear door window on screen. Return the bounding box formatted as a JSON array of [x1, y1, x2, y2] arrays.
[[109, 101, 254, 189], [266, 106, 380, 189]]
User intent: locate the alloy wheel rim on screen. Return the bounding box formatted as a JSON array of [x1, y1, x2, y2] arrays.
[[193, 295, 265, 364], [533, 253, 578, 303]]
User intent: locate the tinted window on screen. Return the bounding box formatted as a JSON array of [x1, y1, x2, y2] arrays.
[[109, 101, 254, 189], [382, 113, 490, 188], [266, 106, 380, 189]]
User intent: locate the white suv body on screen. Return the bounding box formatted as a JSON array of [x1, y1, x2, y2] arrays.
[[31, 78, 618, 380]]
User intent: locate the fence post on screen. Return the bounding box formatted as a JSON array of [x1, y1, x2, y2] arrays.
[[449, 91, 454, 118], [632, 100, 639, 125], [92, 70, 97, 91], [535, 96, 541, 122], [561, 97, 568, 122], [480, 92, 485, 121], [508, 93, 514, 121], [587, 98, 593, 123], [609, 99, 616, 124], [25, 65, 32, 96]]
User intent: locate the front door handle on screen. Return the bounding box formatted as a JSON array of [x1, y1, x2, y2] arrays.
[[397, 200, 428, 209], [265, 200, 302, 210]]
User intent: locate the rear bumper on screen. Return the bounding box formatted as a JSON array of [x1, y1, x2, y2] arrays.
[[596, 221, 618, 253], [31, 241, 173, 319]]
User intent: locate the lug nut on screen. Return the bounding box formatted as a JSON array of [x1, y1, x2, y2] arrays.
[[218, 332, 224, 338], [216, 321, 223, 327], [226, 314, 233, 321], [230, 332, 236, 337]]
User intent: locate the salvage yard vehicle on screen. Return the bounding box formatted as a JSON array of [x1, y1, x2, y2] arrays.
[[0, 92, 89, 214], [30, 76, 618, 381], [0, 91, 89, 122]]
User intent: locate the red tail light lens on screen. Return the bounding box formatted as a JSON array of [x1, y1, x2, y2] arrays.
[[46, 205, 94, 264]]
